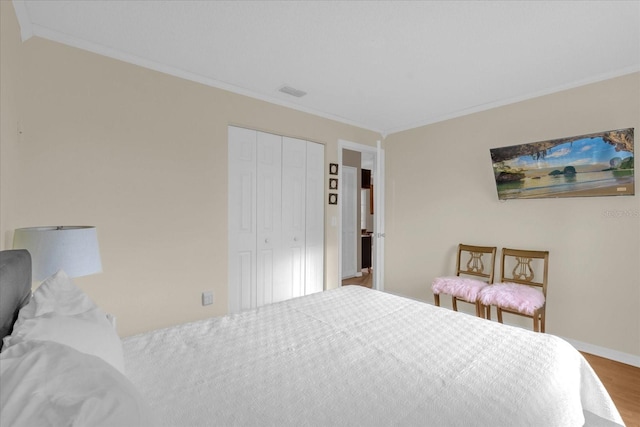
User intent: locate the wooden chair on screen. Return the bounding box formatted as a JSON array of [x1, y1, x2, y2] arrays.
[[478, 248, 549, 332], [432, 244, 497, 318]]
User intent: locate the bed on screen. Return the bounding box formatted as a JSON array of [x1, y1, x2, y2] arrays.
[[0, 249, 625, 426]]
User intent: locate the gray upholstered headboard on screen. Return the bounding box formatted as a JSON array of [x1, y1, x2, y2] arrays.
[[0, 250, 32, 347]]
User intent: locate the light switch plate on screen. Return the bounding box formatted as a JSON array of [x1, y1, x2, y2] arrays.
[[202, 291, 214, 306]]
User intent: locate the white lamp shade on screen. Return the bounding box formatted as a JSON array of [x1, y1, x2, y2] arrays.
[[13, 226, 102, 281]]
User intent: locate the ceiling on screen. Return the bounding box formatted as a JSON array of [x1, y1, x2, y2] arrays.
[[12, 1, 640, 136]]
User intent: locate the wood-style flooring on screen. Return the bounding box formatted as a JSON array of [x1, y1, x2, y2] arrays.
[[341, 275, 639, 425], [582, 352, 640, 426], [341, 269, 373, 288]]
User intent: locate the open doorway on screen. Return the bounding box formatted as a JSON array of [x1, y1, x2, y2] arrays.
[[338, 140, 384, 291]]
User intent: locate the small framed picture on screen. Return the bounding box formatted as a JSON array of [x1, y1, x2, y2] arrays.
[[329, 178, 338, 190], [329, 163, 339, 175], [328, 193, 338, 205]]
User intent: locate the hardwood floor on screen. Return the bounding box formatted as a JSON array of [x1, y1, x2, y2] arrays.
[[581, 352, 640, 426], [341, 269, 372, 288]]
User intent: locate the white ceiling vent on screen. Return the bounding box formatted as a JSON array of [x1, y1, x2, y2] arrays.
[[278, 85, 307, 98]]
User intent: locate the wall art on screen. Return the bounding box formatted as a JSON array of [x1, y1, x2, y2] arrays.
[[490, 128, 634, 200]]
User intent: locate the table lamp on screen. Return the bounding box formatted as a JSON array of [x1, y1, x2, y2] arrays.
[[13, 226, 102, 281]]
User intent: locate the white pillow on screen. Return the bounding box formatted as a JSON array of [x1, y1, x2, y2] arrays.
[[3, 270, 125, 374], [6, 312, 125, 373], [19, 269, 97, 318], [0, 340, 155, 427]]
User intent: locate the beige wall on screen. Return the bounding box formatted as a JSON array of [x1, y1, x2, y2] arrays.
[[0, 2, 379, 337], [384, 72, 640, 357], [0, 1, 22, 253]]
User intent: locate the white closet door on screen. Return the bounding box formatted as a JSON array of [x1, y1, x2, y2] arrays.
[[228, 126, 257, 313], [305, 141, 324, 295], [230, 127, 325, 313], [256, 131, 282, 307], [280, 137, 307, 301], [341, 166, 358, 279]]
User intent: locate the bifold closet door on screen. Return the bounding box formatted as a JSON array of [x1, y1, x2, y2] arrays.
[[305, 141, 324, 295], [228, 128, 285, 311], [279, 137, 307, 301], [228, 126, 257, 313], [229, 126, 324, 313], [256, 132, 283, 307]]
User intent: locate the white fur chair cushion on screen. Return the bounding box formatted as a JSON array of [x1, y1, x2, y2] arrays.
[[478, 282, 545, 315], [431, 276, 489, 302]]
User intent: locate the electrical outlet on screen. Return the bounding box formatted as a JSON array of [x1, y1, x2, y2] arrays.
[[202, 291, 214, 306]]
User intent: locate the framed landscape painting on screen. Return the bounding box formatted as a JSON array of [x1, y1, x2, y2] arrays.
[[490, 128, 634, 200]]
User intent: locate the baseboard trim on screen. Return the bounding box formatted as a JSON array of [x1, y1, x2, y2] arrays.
[[561, 336, 640, 368]]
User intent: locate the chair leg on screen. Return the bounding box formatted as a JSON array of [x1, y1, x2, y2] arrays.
[[434, 293, 440, 307], [452, 296, 458, 312], [540, 310, 545, 333], [475, 303, 489, 320], [497, 307, 503, 324], [532, 309, 544, 332]]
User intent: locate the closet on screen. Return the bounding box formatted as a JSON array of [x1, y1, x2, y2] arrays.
[[228, 126, 324, 314]]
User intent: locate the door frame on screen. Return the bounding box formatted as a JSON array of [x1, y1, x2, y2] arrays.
[[338, 139, 385, 291]]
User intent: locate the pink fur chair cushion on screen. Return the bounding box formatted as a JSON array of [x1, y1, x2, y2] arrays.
[[478, 283, 545, 315], [431, 276, 489, 302]]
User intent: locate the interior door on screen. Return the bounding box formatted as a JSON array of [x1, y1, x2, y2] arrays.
[[338, 139, 385, 291], [305, 141, 325, 295], [256, 131, 282, 307], [374, 141, 385, 291], [280, 137, 307, 300], [228, 126, 257, 313], [230, 127, 325, 313], [341, 166, 358, 279]]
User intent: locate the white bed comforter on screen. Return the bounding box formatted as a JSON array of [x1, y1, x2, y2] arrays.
[[123, 286, 623, 427], [1, 340, 155, 427]]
